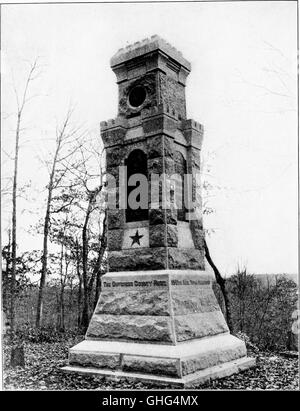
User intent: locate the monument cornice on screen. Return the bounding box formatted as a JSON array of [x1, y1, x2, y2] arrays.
[[110, 35, 191, 72]]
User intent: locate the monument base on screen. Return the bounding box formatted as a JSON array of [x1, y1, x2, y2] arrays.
[[63, 334, 255, 387], [64, 270, 255, 387]]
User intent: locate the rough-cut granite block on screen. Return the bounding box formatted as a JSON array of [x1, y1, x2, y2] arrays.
[[95, 289, 170, 316], [181, 340, 246, 376], [174, 311, 229, 342], [69, 352, 120, 370], [171, 286, 220, 315], [86, 314, 175, 343], [122, 355, 180, 377]]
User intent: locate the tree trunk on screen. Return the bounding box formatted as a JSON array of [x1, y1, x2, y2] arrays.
[[36, 184, 53, 328], [10, 60, 39, 337], [81, 187, 102, 330], [6, 229, 12, 273], [55, 285, 60, 330], [75, 240, 82, 328], [10, 114, 21, 337], [204, 239, 233, 333], [88, 215, 107, 304], [68, 278, 73, 328], [58, 243, 65, 332], [3, 230, 12, 314], [59, 287, 65, 332], [94, 213, 107, 308], [81, 204, 91, 330], [36, 130, 63, 328], [77, 278, 82, 328]]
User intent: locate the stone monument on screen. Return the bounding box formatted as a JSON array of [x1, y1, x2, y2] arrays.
[[63, 35, 255, 387]]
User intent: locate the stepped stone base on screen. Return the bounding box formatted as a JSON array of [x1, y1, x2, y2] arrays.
[[64, 270, 255, 387], [63, 335, 255, 387]]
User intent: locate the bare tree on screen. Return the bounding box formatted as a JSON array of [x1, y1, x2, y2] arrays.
[[35, 128, 106, 330], [57, 246, 72, 332], [72, 145, 105, 329], [36, 107, 85, 327], [94, 211, 107, 308], [9, 58, 42, 336], [62, 142, 106, 330], [74, 238, 82, 327], [204, 239, 233, 333], [80, 185, 103, 329]]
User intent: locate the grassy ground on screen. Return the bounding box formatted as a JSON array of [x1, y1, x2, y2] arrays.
[[3, 336, 299, 391]]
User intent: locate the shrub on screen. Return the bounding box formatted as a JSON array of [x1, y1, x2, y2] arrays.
[[14, 324, 78, 343], [227, 272, 298, 351], [235, 331, 260, 353]]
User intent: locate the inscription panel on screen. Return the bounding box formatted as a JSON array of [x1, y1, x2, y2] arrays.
[[102, 279, 168, 289], [101, 276, 210, 290]]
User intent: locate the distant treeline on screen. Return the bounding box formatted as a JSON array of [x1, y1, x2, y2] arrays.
[[213, 271, 298, 350], [2, 269, 298, 351]]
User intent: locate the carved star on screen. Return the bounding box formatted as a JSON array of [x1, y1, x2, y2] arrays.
[[130, 230, 144, 246]]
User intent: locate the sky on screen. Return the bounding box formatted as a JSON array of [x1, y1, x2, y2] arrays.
[[1, 1, 298, 275]]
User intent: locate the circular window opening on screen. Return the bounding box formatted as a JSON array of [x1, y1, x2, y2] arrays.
[[128, 86, 147, 108]]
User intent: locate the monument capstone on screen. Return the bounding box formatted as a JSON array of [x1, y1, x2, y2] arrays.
[[63, 35, 255, 387]]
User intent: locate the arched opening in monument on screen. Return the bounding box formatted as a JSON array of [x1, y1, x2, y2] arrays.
[[174, 151, 188, 222], [125, 149, 148, 222]]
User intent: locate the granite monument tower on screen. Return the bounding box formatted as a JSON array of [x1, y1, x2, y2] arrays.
[[63, 36, 255, 387]]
